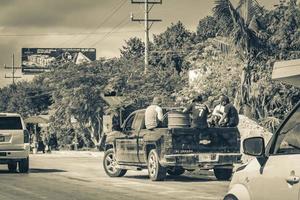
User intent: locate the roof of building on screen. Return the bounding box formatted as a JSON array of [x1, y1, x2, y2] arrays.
[[0, 113, 21, 117], [101, 95, 133, 108], [24, 115, 50, 124], [272, 59, 300, 87]]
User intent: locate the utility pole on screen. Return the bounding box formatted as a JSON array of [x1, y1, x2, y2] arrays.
[[131, 0, 162, 74], [5, 54, 21, 85]]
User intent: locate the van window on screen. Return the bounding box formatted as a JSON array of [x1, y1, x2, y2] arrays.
[[274, 106, 300, 155], [0, 117, 23, 130]]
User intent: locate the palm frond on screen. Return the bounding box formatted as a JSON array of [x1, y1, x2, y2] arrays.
[[213, 0, 235, 23], [237, 0, 264, 25], [214, 0, 247, 34]]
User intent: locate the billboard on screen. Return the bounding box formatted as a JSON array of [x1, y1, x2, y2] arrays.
[[21, 48, 96, 74]]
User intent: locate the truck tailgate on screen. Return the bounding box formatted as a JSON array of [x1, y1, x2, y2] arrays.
[[169, 127, 240, 154]]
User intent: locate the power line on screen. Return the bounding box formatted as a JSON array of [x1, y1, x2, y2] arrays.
[[0, 30, 142, 37], [76, 0, 128, 46], [4, 54, 21, 85], [89, 16, 130, 47]]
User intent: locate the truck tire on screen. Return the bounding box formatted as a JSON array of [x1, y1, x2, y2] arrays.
[[214, 168, 232, 181], [19, 157, 29, 173], [103, 149, 127, 177], [148, 149, 166, 181], [167, 166, 185, 176], [8, 162, 17, 172]]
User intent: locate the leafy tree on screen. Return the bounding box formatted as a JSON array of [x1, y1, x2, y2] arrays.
[[120, 37, 145, 60], [196, 16, 220, 42], [0, 81, 51, 117], [263, 0, 300, 58], [48, 62, 119, 147], [151, 21, 194, 72], [213, 0, 266, 112]]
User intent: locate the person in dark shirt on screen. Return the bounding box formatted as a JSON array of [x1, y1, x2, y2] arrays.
[[183, 95, 209, 129], [219, 96, 239, 127]]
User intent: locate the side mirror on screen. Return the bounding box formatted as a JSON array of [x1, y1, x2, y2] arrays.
[[243, 137, 265, 157]]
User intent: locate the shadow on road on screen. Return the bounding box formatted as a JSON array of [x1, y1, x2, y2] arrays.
[[30, 168, 67, 173], [123, 174, 217, 182], [0, 168, 67, 174]]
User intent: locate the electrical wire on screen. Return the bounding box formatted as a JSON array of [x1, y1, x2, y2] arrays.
[[0, 30, 141, 37], [75, 0, 128, 46], [89, 16, 130, 47]]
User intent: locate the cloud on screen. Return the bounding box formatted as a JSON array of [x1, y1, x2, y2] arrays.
[[0, 0, 120, 28]]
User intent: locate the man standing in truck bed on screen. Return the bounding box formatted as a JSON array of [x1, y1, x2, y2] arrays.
[[183, 94, 209, 129], [145, 97, 164, 130], [219, 96, 239, 127]]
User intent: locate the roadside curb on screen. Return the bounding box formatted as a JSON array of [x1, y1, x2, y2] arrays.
[[31, 150, 104, 158]]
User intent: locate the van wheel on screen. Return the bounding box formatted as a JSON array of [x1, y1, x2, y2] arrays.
[[19, 157, 29, 173], [148, 149, 166, 181], [8, 162, 17, 172], [224, 194, 238, 200], [103, 149, 127, 177], [167, 167, 185, 176], [214, 168, 232, 181]]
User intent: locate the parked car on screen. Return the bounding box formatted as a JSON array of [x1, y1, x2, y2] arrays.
[[102, 109, 241, 181], [0, 113, 30, 173], [224, 100, 300, 200]]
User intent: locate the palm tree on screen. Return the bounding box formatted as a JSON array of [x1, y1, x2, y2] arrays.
[[213, 0, 264, 112]]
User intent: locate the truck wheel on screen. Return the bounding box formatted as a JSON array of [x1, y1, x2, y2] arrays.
[[148, 149, 166, 181], [167, 167, 185, 176], [103, 149, 127, 177], [8, 162, 17, 173], [19, 157, 29, 173], [214, 168, 232, 181]]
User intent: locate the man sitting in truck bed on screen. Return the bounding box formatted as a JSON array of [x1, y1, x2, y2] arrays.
[[145, 96, 164, 130]]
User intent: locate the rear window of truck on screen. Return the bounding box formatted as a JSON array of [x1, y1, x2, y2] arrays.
[[0, 117, 23, 130]]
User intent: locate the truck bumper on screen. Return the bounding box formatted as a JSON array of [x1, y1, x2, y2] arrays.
[[0, 148, 30, 164], [161, 153, 242, 169]]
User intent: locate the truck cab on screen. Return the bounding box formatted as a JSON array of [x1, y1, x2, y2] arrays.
[[103, 109, 241, 181], [0, 113, 30, 173]]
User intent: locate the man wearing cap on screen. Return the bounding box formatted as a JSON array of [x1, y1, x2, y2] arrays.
[[145, 97, 164, 130], [218, 96, 239, 127], [183, 95, 209, 129]]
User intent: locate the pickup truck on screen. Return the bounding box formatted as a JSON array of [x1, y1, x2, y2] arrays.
[[103, 109, 241, 181]]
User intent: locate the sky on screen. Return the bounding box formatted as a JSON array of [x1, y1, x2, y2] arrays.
[[0, 0, 279, 88]]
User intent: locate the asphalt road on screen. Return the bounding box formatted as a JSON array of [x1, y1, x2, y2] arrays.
[[0, 151, 229, 200]]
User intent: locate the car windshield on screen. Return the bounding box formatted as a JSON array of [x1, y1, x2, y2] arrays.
[[274, 105, 300, 154], [0, 117, 23, 130]]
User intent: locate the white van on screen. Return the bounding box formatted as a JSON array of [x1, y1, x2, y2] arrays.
[[224, 101, 300, 200], [0, 113, 30, 173], [224, 60, 300, 200]]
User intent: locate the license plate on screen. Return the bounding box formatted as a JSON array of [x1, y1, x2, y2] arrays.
[[199, 154, 218, 162], [0, 152, 6, 156], [0, 136, 4, 142]]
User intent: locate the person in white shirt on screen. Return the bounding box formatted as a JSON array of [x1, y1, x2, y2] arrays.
[[212, 104, 225, 118], [145, 97, 164, 130], [208, 97, 225, 127]]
